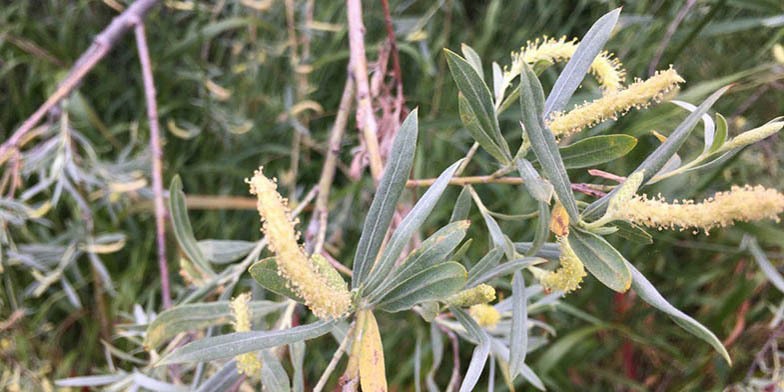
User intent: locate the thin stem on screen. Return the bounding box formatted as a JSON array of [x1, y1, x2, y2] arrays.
[[407, 175, 525, 187], [346, 0, 384, 181], [0, 0, 161, 162], [134, 21, 171, 309], [313, 321, 356, 392]]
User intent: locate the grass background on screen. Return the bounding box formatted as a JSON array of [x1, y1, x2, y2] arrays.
[[2, 0, 784, 390]]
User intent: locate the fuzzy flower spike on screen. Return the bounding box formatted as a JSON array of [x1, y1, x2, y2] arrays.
[[247, 168, 352, 319], [620, 185, 784, 234], [547, 67, 685, 137], [530, 235, 587, 293], [230, 292, 262, 375]]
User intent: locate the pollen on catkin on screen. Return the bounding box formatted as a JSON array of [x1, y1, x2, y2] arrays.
[[230, 292, 262, 376], [724, 121, 784, 150], [445, 284, 496, 307], [507, 36, 626, 91], [620, 185, 784, 234], [247, 168, 351, 319], [469, 304, 501, 328], [531, 236, 586, 293], [546, 67, 685, 137]]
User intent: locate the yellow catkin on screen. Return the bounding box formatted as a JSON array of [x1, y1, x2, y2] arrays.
[[532, 236, 587, 293], [469, 304, 501, 328], [547, 67, 685, 137], [446, 284, 496, 307], [507, 36, 626, 91], [247, 168, 351, 319], [230, 292, 262, 376], [620, 185, 784, 234]]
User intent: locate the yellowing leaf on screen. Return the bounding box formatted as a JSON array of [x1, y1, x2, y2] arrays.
[[549, 202, 570, 237], [359, 310, 387, 392]]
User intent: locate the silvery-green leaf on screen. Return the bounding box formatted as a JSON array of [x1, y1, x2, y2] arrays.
[[568, 229, 631, 292], [378, 262, 467, 313], [55, 374, 127, 388], [525, 202, 550, 257], [492, 62, 505, 103], [450, 186, 473, 223], [627, 261, 731, 365], [419, 301, 440, 322], [508, 270, 528, 379], [368, 220, 469, 303], [671, 100, 715, 154], [426, 323, 444, 392], [650, 153, 682, 182], [132, 372, 189, 392], [446, 49, 511, 163], [459, 94, 510, 164], [466, 248, 504, 287], [289, 341, 305, 392], [145, 300, 285, 349], [582, 86, 730, 219], [611, 221, 653, 245], [543, 8, 621, 116], [198, 240, 256, 264], [195, 361, 242, 392], [169, 175, 216, 278], [461, 43, 484, 80], [469, 257, 541, 286], [452, 238, 473, 261], [451, 307, 490, 392], [519, 63, 579, 222], [681, 147, 741, 174], [710, 113, 729, 154], [159, 320, 336, 365], [514, 242, 561, 260], [745, 235, 784, 293], [261, 350, 291, 392], [352, 109, 419, 289], [514, 158, 553, 203], [489, 339, 545, 391], [415, 334, 423, 392], [478, 203, 515, 260], [556, 134, 638, 169], [365, 159, 464, 293], [249, 258, 304, 302]]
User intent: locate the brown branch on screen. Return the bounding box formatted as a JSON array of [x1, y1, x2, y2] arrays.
[[648, 0, 697, 76], [346, 0, 384, 181], [0, 0, 161, 161], [380, 0, 404, 115], [406, 175, 525, 187], [133, 20, 171, 309]]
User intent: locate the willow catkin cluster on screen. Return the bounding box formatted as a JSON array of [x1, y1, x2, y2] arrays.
[[531, 236, 586, 293], [620, 185, 784, 234], [469, 304, 501, 328], [446, 283, 496, 307], [247, 168, 351, 319], [547, 67, 685, 137], [507, 36, 626, 91], [725, 121, 784, 150], [230, 292, 262, 376]]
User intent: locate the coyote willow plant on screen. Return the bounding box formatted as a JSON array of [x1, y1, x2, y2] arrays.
[[78, 8, 784, 392]]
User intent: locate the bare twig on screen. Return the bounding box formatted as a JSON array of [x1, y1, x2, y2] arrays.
[[406, 175, 525, 187], [648, 0, 697, 76], [380, 0, 404, 116], [347, 0, 384, 181], [313, 321, 356, 392], [0, 0, 161, 161], [308, 79, 355, 255], [133, 20, 171, 309]]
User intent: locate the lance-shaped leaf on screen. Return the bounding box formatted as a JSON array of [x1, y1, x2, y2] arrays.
[[543, 8, 621, 116], [159, 320, 336, 365], [359, 311, 387, 392], [368, 220, 469, 303], [145, 300, 285, 349], [169, 175, 216, 278], [261, 350, 291, 392], [198, 240, 256, 264], [515, 158, 553, 203], [556, 134, 637, 169], [508, 270, 529, 379], [451, 307, 490, 392], [450, 186, 473, 223], [353, 109, 419, 289], [195, 361, 242, 392], [745, 235, 784, 294], [582, 86, 731, 219], [466, 248, 504, 287], [446, 49, 511, 164], [377, 262, 467, 313], [627, 261, 731, 365], [519, 64, 579, 222], [365, 159, 464, 293], [568, 229, 631, 292], [468, 257, 541, 287], [249, 258, 304, 302]]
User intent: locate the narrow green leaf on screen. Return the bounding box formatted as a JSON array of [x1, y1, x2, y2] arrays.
[[446, 49, 511, 163], [451, 307, 490, 392], [261, 350, 291, 392], [525, 202, 550, 257], [461, 43, 484, 80], [543, 8, 621, 116], [450, 186, 473, 223], [508, 270, 528, 379], [368, 220, 469, 303], [459, 93, 510, 164], [478, 204, 515, 259], [426, 323, 444, 392], [365, 159, 464, 293], [378, 262, 467, 313], [745, 235, 784, 293], [557, 135, 637, 169], [159, 320, 336, 365], [198, 240, 256, 264], [289, 341, 306, 392], [710, 113, 729, 154], [469, 257, 541, 286], [515, 158, 553, 203], [568, 229, 631, 292], [611, 221, 653, 245], [536, 326, 605, 374], [672, 100, 715, 154], [352, 109, 419, 289], [466, 248, 504, 287], [627, 261, 731, 365], [519, 63, 579, 222], [249, 258, 304, 302], [195, 361, 241, 392], [169, 175, 216, 278], [145, 300, 285, 349]]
